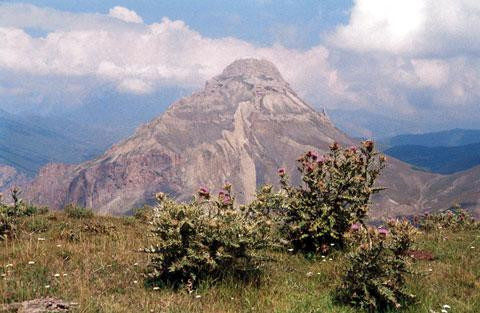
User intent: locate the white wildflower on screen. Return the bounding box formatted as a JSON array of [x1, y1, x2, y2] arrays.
[[443, 305, 451, 309], [153, 286, 160, 290], [195, 295, 201, 299], [28, 261, 35, 265], [54, 273, 60, 277]]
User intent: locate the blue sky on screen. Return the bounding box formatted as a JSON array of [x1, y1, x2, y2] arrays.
[[6, 0, 352, 48], [0, 1, 479, 136]]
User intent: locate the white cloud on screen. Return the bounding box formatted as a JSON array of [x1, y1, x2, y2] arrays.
[[330, 0, 480, 57], [108, 6, 143, 24], [0, 2, 479, 132], [0, 4, 348, 106]]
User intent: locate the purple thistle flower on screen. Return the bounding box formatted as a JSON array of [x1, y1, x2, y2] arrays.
[[378, 228, 388, 238], [350, 223, 360, 231], [277, 167, 286, 176]]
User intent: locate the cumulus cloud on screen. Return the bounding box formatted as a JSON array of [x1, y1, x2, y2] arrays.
[[0, 2, 479, 133], [0, 4, 349, 106], [108, 6, 143, 24], [330, 0, 480, 57]]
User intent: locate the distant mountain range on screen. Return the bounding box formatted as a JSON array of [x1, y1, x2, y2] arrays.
[[383, 129, 480, 175], [385, 129, 480, 147], [20, 59, 480, 217], [0, 110, 114, 176]]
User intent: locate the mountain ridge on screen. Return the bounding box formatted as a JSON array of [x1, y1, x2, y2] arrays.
[[22, 59, 480, 217]]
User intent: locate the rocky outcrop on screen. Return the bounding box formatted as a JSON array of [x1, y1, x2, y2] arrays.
[[24, 59, 480, 217]]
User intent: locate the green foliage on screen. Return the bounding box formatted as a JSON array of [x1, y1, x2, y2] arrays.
[[144, 184, 275, 288], [414, 206, 479, 232], [0, 188, 48, 240], [133, 205, 154, 223], [279, 141, 386, 253], [336, 220, 418, 312], [64, 204, 94, 219]]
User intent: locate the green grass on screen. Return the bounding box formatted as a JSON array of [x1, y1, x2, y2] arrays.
[[1, 212, 479, 313]]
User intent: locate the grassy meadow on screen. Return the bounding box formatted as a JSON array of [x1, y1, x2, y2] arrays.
[[1, 211, 479, 313]]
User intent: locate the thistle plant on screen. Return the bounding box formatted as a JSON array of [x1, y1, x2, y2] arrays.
[[336, 220, 418, 312], [414, 205, 479, 232], [279, 141, 386, 253], [144, 184, 275, 288]]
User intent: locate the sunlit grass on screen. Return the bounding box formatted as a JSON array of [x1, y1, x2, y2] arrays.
[[1, 212, 479, 312]]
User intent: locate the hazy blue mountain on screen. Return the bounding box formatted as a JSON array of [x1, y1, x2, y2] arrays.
[[387, 128, 480, 147], [0, 110, 115, 176], [384, 142, 480, 174], [0, 87, 186, 176], [328, 109, 425, 139]]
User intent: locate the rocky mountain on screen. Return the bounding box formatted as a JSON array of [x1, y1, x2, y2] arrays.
[[0, 164, 28, 196], [24, 59, 479, 217]]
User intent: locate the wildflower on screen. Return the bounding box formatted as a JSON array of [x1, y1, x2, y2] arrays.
[[37, 238, 46, 241], [330, 142, 339, 151], [198, 187, 210, 199], [441, 310, 448, 313], [362, 140, 374, 152], [350, 223, 360, 231], [378, 228, 388, 238], [5, 264, 13, 268], [471, 246, 475, 249], [443, 305, 451, 309], [277, 167, 286, 176], [45, 285, 50, 289], [28, 261, 35, 265], [329, 258, 333, 261], [306, 272, 313, 277], [153, 287, 160, 290], [330, 243, 335, 246], [195, 295, 201, 299], [54, 273, 60, 277], [428, 268, 433, 272], [63, 273, 68, 276], [349, 146, 357, 153], [287, 248, 294, 252], [133, 262, 139, 266], [56, 244, 62, 248], [133, 280, 138, 284]]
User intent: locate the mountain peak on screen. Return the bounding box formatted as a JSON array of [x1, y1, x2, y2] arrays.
[[220, 58, 285, 82]]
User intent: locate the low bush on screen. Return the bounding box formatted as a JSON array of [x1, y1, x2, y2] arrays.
[[0, 188, 48, 239], [336, 220, 418, 312], [414, 206, 479, 232], [144, 184, 275, 288], [278, 141, 386, 253], [64, 204, 94, 219], [133, 205, 155, 223]]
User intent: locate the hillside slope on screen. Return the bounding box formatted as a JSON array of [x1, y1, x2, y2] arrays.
[[0, 110, 115, 176], [384, 142, 480, 174], [24, 59, 478, 217]]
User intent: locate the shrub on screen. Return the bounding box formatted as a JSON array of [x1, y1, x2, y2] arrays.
[[279, 141, 385, 253], [414, 206, 479, 232], [336, 220, 418, 312], [64, 204, 94, 219], [0, 188, 47, 240], [144, 184, 275, 288], [133, 205, 155, 223]]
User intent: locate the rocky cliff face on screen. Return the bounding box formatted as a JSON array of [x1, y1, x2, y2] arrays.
[[24, 59, 479, 217], [0, 164, 28, 198], [26, 59, 352, 214]]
